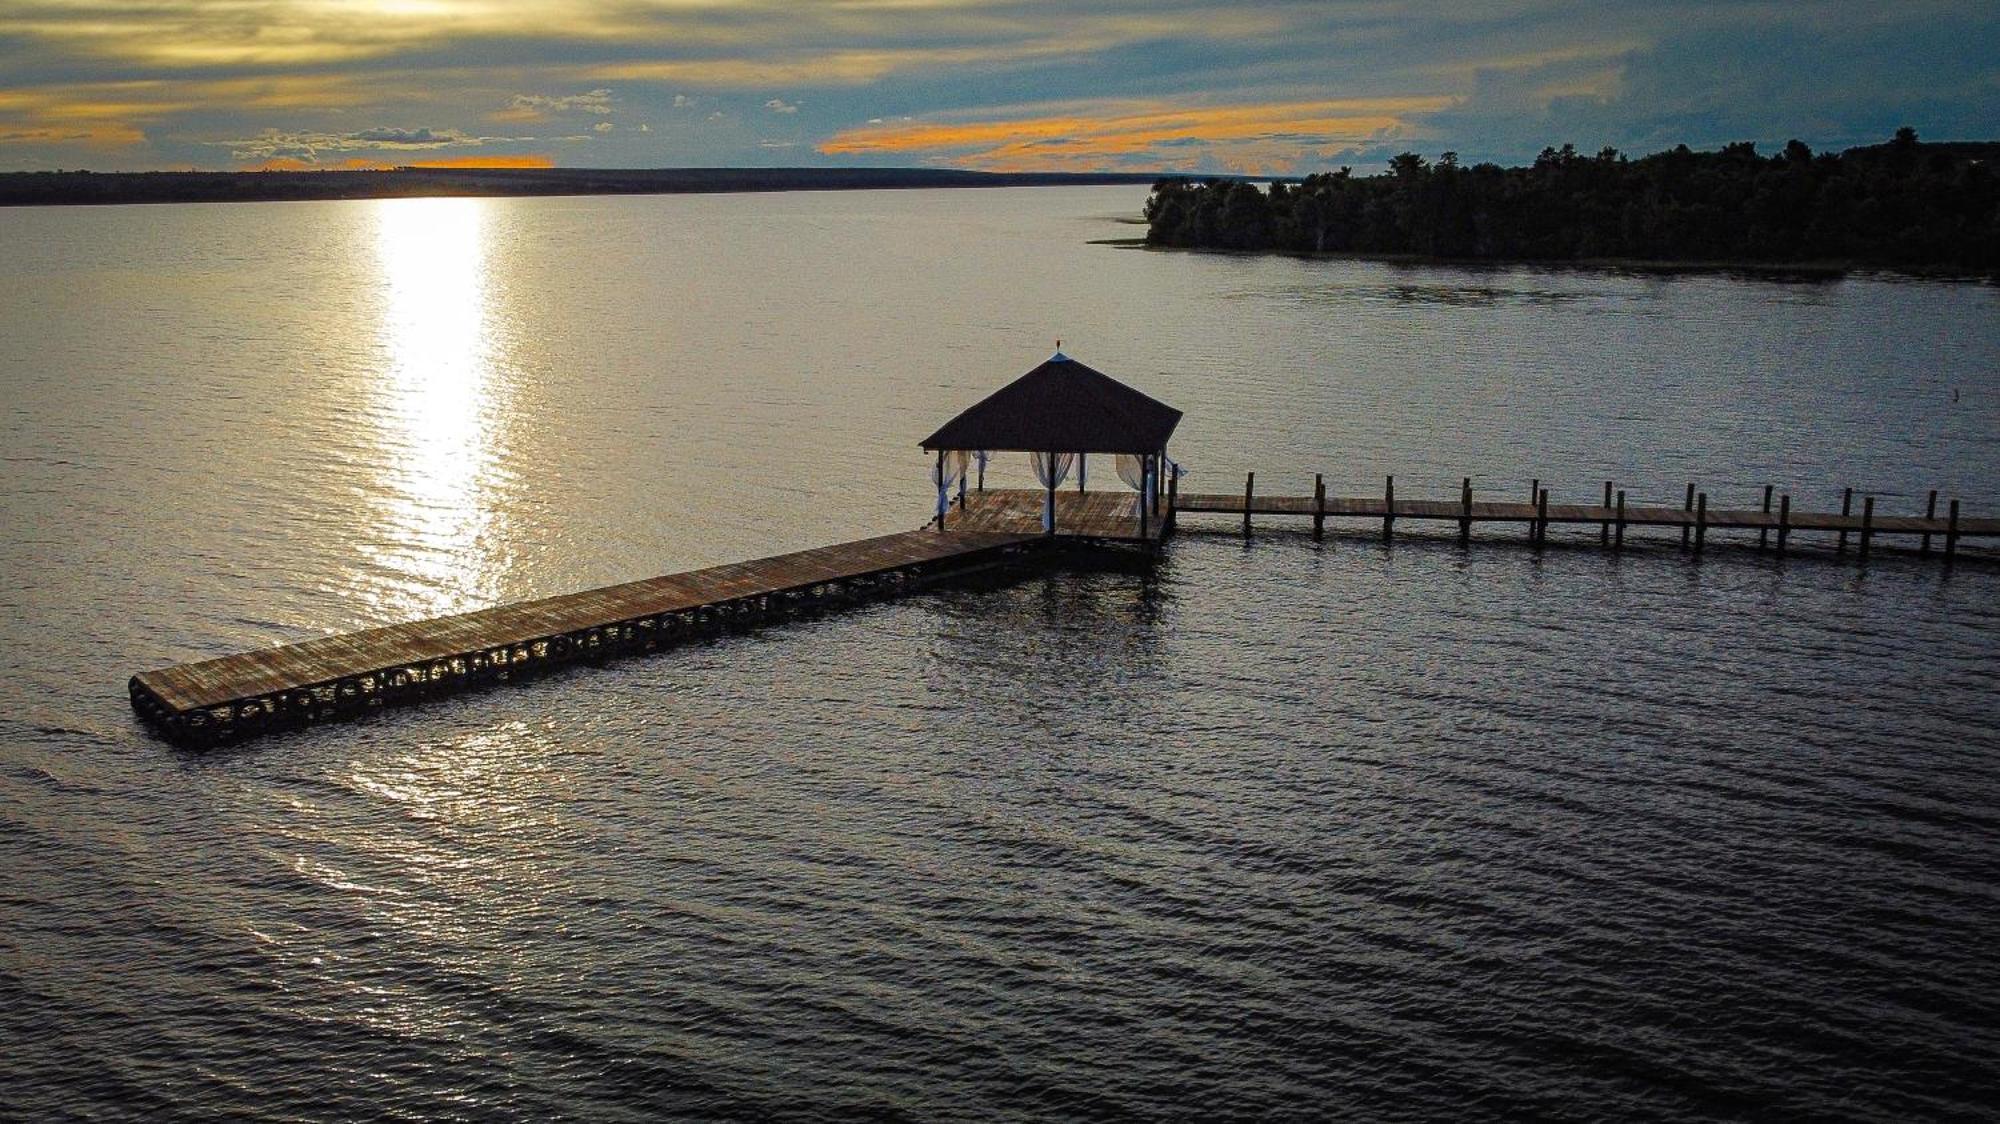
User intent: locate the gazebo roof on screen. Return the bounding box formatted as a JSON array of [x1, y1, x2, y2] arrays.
[[919, 353, 1182, 455]]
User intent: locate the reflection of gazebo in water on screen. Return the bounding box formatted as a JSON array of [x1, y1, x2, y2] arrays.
[[920, 351, 1182, 544]]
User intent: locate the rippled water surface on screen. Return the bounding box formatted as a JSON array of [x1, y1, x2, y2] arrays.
[[3, 188, 1999, 1120]]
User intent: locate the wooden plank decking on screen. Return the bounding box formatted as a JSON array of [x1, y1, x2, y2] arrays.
[[1177, 492, 2000, 534], [130, 526, 1047, 746], [947, 487, 1165, 541], [1175, 486, 1998, 549], [129, 473, 1991, 750]]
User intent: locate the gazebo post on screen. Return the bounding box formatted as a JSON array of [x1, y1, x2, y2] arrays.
[[1045, 453, 1058, 535], [934, 449, 946, 531], [1078, 453, 1087, 493], [957, 456, 967, 510], [1139, 455, 1150, 540]]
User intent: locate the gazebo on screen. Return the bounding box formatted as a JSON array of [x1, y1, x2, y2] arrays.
[[920, 351, 1182, 539]]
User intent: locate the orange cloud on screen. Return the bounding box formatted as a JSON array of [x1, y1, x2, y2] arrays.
[[405, 153, 553, 169], [818, 97, 1455, 174]]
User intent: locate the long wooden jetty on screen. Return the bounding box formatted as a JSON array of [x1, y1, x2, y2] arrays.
[[127, 489, 1161, 748], [129, 479, 1993, 748], [130, 526, 1047, 747], [1175, 473, 1997, 558]]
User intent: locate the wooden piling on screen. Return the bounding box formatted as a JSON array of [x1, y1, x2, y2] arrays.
[[1459, 477, 1472, 544], [1923, 489, 1938, 554], [1695, 492, 1707, 554], [1313, 474, 1326, 541], [1759, 484, 1773, 551], [1243, 471, 1254, 540], [1860, 495, 1875, 560], [1601, 480, 1612, 545], [1165, 463, 1179, 532], [1777, 494, 1791, 556], [1615, 489, 1626, 549], [1535, 488, 1549, 547], [1946, 499, 1960, 560], [1838, 487, 1852, 553], [1681, 483, 1695, 548], [1383, 475, 1396, 541]]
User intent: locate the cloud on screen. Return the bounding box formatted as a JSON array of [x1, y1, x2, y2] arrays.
[[0, 0, 1993, 172], [210, 126, 508, 162], [819, 96, 1450, 174], [497, 88, 615, 123], [593, 121, 614, 133]]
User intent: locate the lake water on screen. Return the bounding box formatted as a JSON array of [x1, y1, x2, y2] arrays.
[[2, 186, 1998, 1120]]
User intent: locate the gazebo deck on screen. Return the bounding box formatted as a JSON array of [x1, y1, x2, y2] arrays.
[[947, 488, 1167, 542]]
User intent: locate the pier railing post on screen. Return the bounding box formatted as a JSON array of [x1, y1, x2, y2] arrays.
[[1695, 492, 1707, 554], [1777, 494, 1791, 556], [1923, 489, 1938, 555], [1601, 480, 1612, 545], [1615, 490, 1626, 549], [1535, 488, 1548, 549], [1759, 485, 1773, 551], [1383, 475, 1395, 541], [1681, 483, 1695, 549], [1860, 495, 1875, 561], [1838, 487, 1852, 553], [1243, 471, 1255, 541], [1459, 477, 1472, 544], [1529, 478, 1540, 543], [1313, 473, 1325, 541], [1946, 499, 1960, 561]]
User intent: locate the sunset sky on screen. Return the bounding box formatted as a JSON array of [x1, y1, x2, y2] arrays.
[[1, 1, 1993, 174]]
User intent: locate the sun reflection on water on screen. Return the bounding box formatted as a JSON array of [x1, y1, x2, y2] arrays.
[[362, 197, 511, 618]]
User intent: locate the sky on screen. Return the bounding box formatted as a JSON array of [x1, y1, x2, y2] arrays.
[[1, 0, 1994, 174]]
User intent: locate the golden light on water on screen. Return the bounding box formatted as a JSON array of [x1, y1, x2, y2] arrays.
[[362, 196, 510, 617]]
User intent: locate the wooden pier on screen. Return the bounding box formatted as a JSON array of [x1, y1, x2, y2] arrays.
[[126, 351, 1996, 749], [1177, 474, 1998, 556], [130, 527, 1054, 747]]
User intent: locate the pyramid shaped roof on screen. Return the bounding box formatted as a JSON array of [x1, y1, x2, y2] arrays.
[[919, 353, 1182, 455]]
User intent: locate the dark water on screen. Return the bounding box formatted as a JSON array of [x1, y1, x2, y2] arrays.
[[2, 188, 1998, 1120]]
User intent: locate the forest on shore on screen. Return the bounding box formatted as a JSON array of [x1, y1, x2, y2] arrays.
[[1143, 130, 2000, 272]]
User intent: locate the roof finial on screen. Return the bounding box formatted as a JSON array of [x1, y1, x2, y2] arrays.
[[1052, 338, 1068, 362]]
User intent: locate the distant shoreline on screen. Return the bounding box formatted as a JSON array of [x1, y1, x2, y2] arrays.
[[1092, 237, 2000, 281], [0, 166, 1167, 208]]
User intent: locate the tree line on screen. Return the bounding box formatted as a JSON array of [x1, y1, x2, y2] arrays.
[[1144, 130, 2000, 271]]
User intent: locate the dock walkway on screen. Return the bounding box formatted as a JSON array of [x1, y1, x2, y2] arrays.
[[130, 477, 1993, 749], [1177, 477, 1997, 555], [131, 526, 1045, 746]]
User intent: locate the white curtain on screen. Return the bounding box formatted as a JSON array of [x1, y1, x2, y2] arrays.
[[1115, 454, 1150, 517], [931, 450, 969, 520], [1030, 451, 1076, 531]]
